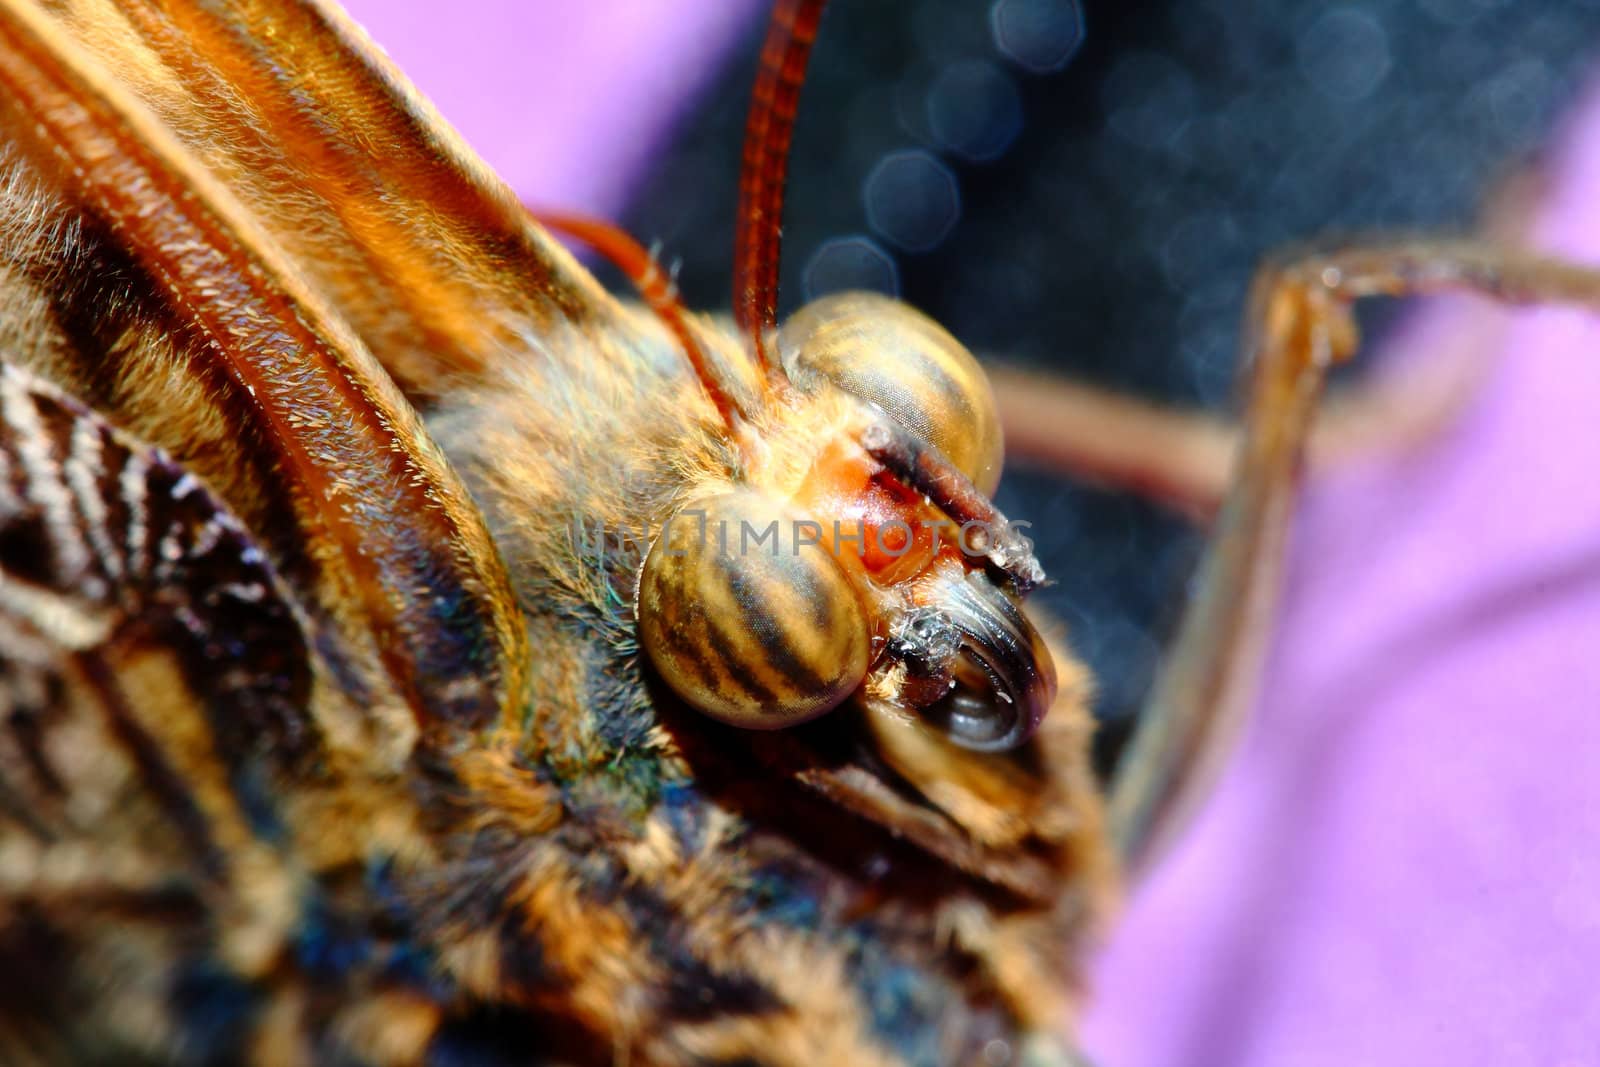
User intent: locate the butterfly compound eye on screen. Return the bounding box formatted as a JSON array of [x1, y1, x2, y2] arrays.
[[778, 291, 1005, 496], [636, 490, 871, 728]]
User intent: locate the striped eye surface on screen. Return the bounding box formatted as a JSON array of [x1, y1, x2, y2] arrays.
[[778, 290, 1005, 496], [635, 489, 871, 729]]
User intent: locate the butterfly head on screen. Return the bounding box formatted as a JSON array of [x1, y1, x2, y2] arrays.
[[636, 288, 1053, 753]]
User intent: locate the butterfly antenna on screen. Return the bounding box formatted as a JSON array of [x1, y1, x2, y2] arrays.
[[533, 211, 743, 433], [732, 0, 829, 376]]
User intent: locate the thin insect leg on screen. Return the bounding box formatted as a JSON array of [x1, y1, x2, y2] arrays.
[[990, 370, 1237, 521], [1108, 240, 1600, 875], [990, 313, 1495, 523]]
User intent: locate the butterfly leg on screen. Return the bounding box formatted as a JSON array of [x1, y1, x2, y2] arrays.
[[1102, 241, 1600, 873], [991, 304, 1497, 524]]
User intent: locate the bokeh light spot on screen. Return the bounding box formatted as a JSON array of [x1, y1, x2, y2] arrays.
[[989, 0, 1085, 75], [863, 149, 962, 253], [802, 235, 901, 301], [1297, 8, 1393, 102], [927, 60, 1024, 162]]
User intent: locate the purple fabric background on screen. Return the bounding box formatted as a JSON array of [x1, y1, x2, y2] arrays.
[[1083, 86, 1600, 1064], [341, 2, 764, 220], [341, 2, 1600, 1063]]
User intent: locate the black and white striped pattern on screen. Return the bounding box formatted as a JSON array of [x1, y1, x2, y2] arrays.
[[0, 362, 314, 770]]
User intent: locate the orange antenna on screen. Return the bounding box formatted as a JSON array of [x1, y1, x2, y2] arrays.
[[533, 211, 742, 433], [733, 0, 829, 372]]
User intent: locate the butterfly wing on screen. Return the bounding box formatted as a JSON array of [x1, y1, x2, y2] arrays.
[[0, 363, 316, 1059], [0, 5, 542, 1053], [26, 0, 622, 402], [0, 0, 532, 734]]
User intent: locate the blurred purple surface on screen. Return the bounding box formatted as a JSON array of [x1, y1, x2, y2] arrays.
[[341, 2, 1600, 1063], [340, 1, 763, 219], [1081, 84, 1600, 1066]]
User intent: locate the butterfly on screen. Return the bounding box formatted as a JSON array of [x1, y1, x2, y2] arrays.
[[0, 1, 1596, 1065]]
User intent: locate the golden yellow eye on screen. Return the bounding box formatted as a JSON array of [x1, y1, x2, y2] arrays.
[[777, 291, 1005, 496], [636, 489, 871, 729]]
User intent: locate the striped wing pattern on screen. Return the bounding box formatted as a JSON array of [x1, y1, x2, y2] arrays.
[[0, 363, 315, 1060]]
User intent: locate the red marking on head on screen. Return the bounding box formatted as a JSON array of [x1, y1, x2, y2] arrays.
[[795, 439, 947, 587]]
